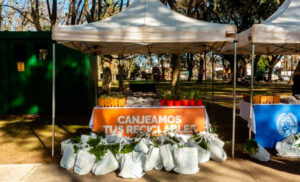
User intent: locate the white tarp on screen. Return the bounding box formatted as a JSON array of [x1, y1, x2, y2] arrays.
[[222, 0, 300, 55], [52, 0, 236, 54]]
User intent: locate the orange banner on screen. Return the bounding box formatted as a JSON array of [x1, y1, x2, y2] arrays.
[[92, 107, 207, 136]]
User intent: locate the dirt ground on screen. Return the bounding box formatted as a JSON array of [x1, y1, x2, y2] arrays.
[[0, 81, 299, 181]]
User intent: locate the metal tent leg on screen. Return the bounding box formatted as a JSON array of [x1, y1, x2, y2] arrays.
[[249, 44, 255, 139], [52, 43, 56, 157], [232, 41, 237, 158]]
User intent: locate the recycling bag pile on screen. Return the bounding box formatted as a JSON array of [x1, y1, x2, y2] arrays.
[[60, 131, 227, 178], [276, 132, 300, 158]]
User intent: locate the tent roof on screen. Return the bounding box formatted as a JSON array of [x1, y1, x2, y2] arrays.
[[222, 0, 300, 55], [52, 0, 236, 54]]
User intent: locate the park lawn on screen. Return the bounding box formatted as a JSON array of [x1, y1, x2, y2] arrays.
[[0, 81, 293, 164]]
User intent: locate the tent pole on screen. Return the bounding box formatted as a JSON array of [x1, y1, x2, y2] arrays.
[[212, 54, 214, 98], [95, 55, 99, 106], [249, 44, 255, 139], [52, 42, 56, 157], [204, 52, 207, 103], [232, 41, 237, 158]]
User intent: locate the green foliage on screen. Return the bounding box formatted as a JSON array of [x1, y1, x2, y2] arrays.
[[191, 134, 208, 150], [165, 94, 172, 100], [180, 94, 187, 100], [257, 56, 269, 72], [69, 136, 82, 145], [119, 143, 135, 154], [209, 126, 217, 134], [243, 139, 259, 155], [159, 91, 166, 99], [107, 143, 120, 156], [189, 90, 195, 100], [87, 137, 101, 147], [265, 91, 273, 95], [100, 94, 111, 98], [194, 90, 202, 100], [118, 93, 125, 99], [174, 93, 181, 101], [69, 136, 82, 154], [73, 145, 79, 154], [150, 136, 162, 148], [89, 145, 108, 162]]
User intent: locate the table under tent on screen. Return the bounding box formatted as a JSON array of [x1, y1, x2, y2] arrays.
[[222, 0, 300, 148], [51, 0, 237, 157]]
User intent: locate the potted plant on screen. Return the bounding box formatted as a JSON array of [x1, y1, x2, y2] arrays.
[[188, 90, 196, 106], [159, 92, 166, 106], [174, 94, 181, 106], [243, 138, 259, 156], [166, 94, 174, 107], [195, 91, 203, 106], [181, 94, 189, 106], [118, 94, 126, 107], [112, 95, 119, 107], [98, 95, 109, 107], [261, 91, 272, 104]]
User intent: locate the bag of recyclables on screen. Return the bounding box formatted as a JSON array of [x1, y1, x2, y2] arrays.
[[119, 151, 145, 178], [250, 144, 270, 162], [243, 139, 270, 162], [92, 149, 119, 175], [60, 143, 77, 169], [276, 133, 300, 158], [74, 149, 96, 175], [173, 147, 199, 174], [144, 146, 162, 171]]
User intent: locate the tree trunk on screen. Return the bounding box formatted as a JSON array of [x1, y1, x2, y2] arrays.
[[187, 53, 194, 81], [149, 55, 154, 80], [243, 60, 247, 77], [268, 65, 275, 82], [267, 55, 282, 82], [102, 67, 112, 95], [111, 58, 116, 83], [289, 61, 300, 84], [197, 53, 205, 83], [161, 56, 165, 81], [46, 0, 57, 27], [118, 57, 124, 92], [171, 54, 180, 94]]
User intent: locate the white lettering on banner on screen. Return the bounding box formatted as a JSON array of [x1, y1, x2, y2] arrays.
[[168, 116, 175, 123], [127, 125, 133, 133], [132, 116, 140, 124], [175, 115, 181, 124], [145, 115, 151, 124], [152, 116, 158, 124], [107, 115, 201, 134], [158, 116, 167, 124], [103, 124, 196, 134], [125, 116, 131, 124], [103, 125, 111, 133], [184, 125, 189, 132], [116, 115, 182, 124], [117, 116, 125, 124]]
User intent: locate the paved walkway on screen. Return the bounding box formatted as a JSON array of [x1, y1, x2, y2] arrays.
[[1, 158, 299, 182]]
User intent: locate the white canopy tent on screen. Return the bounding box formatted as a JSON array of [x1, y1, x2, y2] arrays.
[[52, 0, 237, 54], [222, 0, 300, 139], [51, 0, 238, 157], [222, 0, 300, 55]]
